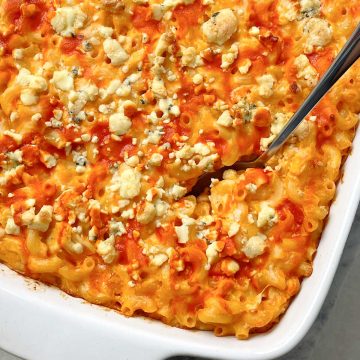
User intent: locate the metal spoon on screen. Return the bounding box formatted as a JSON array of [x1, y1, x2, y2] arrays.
[[190, 23, 360, 196]]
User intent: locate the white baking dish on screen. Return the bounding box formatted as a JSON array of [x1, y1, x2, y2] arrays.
[[1, 131, 360, 360]]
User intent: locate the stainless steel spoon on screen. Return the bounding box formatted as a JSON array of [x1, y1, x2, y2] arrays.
[[190, 23, 360, 196]]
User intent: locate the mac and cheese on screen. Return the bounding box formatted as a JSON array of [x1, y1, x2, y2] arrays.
[[0, 0, 359, 338]]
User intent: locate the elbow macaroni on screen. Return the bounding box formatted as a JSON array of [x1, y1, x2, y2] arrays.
[[0, 0, 359, 339]]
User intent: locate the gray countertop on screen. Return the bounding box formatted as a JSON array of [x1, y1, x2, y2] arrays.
[[1, 207, 360, 360]]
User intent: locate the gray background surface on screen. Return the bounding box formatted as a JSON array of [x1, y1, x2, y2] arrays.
[[1, 206, 360, 360]]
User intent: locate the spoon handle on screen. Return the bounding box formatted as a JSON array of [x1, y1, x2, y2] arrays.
[[261, 23, 360, 163]]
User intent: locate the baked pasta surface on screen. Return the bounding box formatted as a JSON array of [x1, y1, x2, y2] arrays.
[[0, 0, 359, 338]]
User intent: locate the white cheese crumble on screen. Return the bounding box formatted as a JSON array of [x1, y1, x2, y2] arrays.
[[151, 76, 167, 99], [221, 43, 239, 69], [109, 113, 132, 135], [51, 6, 87, 37], [40, 152, 57, 169], [97, 235, 117, 264], [31, 113, 42, 122], [260, 112, 290, 150], [28, 205, 53, 232], [97, 26, 114, 38], [180, 47, 204, 68], [303, 18, 333, 54], [192, 73, 204, 84], [110, 166, 142, 199], [249, 26, 260, 36], [294, 54, 319, 87], [257, 203, 278, 228], [151, 253, 168, 267], [163, 0, 195, 7], [109, 220, 126, 236], [175, 224, 189, 244], [155, 199, 169, 217], [300, 0, 321, 17], [10, 112, 19, 122], [202, 9, 238, 45], [137, 202, 156, 224], [103, 38, 129, 66], [217, 110, 234, 127], [121, 209, 135, 219], [16, 68, 48, 106], [277, 0, 298, 23], [168, 184, 187, 200], [174, 217, 195, 244], [7, 150, 23, 164], [143, 127, 164, 145], [154, 31, 174, 56], [257, 74, 275, 98], [149, 153, 163, 166], [242, 234, 267, 259], [206, 241, 222, 265], [228, 222, 240, 237], [151, 0, 195, 20], [72, 151, 88, 173], [52, 70, 74, 91], [222, 259, 240, 274], [194, 143, 211, 156], [158, 98, 180, 117], [238, 58, 252, 74], [125, 155, 139, 167]]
